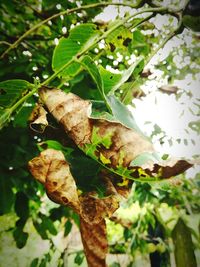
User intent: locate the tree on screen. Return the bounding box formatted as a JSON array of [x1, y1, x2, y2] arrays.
[[0, 0, 199, 266]]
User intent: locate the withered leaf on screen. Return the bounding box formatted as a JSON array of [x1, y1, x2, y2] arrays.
[[29, 104, 48, 133], [80, 218, 108, 267], [159, 85, 179, 94], [28, 149, 80, 211], [38, 87, 195, 181], [28, 149, 118, 267], [79, 178, 120, 224], [28, 149, 120, 222]]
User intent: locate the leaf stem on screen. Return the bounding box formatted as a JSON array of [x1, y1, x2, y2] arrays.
[[10, 86, 38, 113], [0, 1, 144, 59]]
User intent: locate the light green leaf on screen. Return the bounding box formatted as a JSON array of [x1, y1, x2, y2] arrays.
[[131, 30, 150, 55], [189, 120, 200, 133], [52, 24, 99, 78], [106, 94, 146, 137], [99, 56, 144, 95], [105, 25, 132, 51], [130, 152, 161, 167]]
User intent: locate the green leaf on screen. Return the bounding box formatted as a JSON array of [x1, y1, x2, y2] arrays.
[[131, 30, 150, 55], [85, 126, 112, 157], [189, 120, 200, 133], [33, 221, 48, 240], [183, 15, 200, 32], [106, 25, 132, 51], [106, 94, 146, 136], [52, 24, 99, 78], [0, 79, 33, 108], [40, 214, 57, 236], [0, 176, 15, 215], [14, 192, 29, 220], [74, 252, 84, 265], [79, 55, 103, 94], [30, 258, 39, 267], [99, 57, 144, 95], [13, 106, 33, 128], [130, 152, 161, 167], [0, 79, 34, 129], [0, 109, 12, 130], [172, 218, 197, 267], [64, 220, 72, 236], [13, 227, 28, 248]]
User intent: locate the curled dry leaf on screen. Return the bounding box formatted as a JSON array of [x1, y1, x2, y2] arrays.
[[28, 148, 120, 267], [159, 85, 179, 94], [28, 148, 120, 220], [29, 104, 48, 133], [39, 86, 92, 145], [80, 177, 120, 225], [39, 87, 194, 180], [80, 218, 108, 267], [28, 148, 80, 211]]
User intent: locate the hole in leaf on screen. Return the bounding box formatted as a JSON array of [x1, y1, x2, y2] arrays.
[[123, 38, 132, 47], [62, 197, 68, 203], [117, 35, 122, 39], [109, 42, 115, 52], [110, 76, 113, 79], [53, 182, 57, 186]]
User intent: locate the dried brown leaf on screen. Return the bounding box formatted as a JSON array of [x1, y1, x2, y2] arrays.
[[159, 85, 179, 94], [39, 87, 92, 145], [29, 104, 48, 133], [38, 87, 194, 180], [79, 178, 120, 225], [80, 218, 108, 267], [28, 149, 80, 211], [28, 149, 121, 267]]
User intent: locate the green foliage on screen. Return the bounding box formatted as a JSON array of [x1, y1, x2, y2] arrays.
[[52, 24, 99, 78], [0, 0, 199, 266], [183, 15, 200, 32], [0, 79, 34, 129], [100, 57, 144, 95], [74, 252, 85, 265]]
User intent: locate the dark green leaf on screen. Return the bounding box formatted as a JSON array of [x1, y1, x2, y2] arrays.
[[64, 220, 72, 236], [33, 221, 48, 240], [30, 258, 39, 267], [40, 214, 57, 236], [0, 79, 33, 108], [15, 192, 29, 220], [74, 252, 84, 265], [0, 176, 15, 215], [13, 226, 28, 248]]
